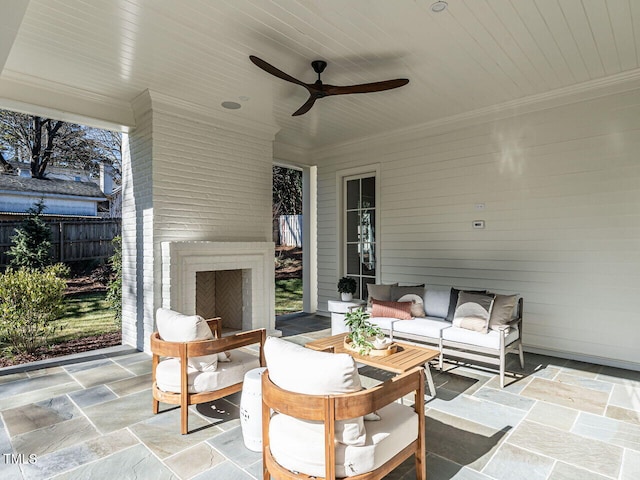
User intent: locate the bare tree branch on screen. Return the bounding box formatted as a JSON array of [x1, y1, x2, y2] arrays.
[[1, 109, 121, 180]]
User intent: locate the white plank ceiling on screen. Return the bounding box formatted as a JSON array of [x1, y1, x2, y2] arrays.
[[2, 0, 640, 148]]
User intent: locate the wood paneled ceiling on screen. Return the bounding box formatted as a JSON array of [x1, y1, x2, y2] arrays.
[[2, 0, 640, 148]]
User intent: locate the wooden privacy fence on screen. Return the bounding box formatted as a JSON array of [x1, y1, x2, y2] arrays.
[[278, 215, 302, 247], [0, 218, 121, 268]]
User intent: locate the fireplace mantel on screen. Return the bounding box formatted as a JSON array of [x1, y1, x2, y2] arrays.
[[161, 241, 276, 333]]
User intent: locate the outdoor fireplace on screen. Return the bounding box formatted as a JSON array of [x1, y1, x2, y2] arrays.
[[196, 269, 245, 330], [161, 241, 276, 333]]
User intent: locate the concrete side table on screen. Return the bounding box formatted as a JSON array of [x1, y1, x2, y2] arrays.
[[239, 366, 267, 452], [328, 299, 366, 335]]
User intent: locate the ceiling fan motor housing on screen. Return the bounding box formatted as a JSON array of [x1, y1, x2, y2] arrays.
[[311, 60, 327, 74]]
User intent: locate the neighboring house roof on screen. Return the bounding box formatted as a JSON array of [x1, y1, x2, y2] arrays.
[[0, 174, 106, 199], [6, 161, 94, 182]]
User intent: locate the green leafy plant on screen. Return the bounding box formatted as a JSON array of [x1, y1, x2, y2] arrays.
[[337, 276, 357, 294], [106, 236, 122, 323], [7, 199, 53, 269], [0, 266, 67, 354], [344, 308, 382, 355]]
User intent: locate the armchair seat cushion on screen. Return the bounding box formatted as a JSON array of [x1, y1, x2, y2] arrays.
[[442, 325, 519, 350], [269, 401, 418, 478], [392, 317, 451, 339], [155, 350, 259, 394]]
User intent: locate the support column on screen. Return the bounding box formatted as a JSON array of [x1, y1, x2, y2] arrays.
[[121, 92, 154, 351], [303, 165, 318, 313]]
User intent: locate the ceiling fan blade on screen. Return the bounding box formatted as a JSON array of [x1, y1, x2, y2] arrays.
[[324, 78, 409, 96], [292, 95, 318, 116], [249, 55, 310, 90]]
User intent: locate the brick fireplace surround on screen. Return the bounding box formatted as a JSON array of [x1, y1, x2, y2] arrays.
[[160, 241, 277, 334]]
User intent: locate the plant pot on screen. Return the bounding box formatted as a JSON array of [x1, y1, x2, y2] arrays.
[[341, 292, 353, 301]]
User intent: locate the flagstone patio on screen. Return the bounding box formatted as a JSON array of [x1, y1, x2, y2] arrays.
[[1, 314, 639, 479]]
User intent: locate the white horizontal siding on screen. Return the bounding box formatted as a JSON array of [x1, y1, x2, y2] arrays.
[[315, 88, 640, 368], [0, 194, 97, 216]]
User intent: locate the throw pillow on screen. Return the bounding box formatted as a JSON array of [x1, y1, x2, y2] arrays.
[[155, 308, 218, 372], [446, 288, 487, 322], [397, 294, 426, 318], [366, 283, 398, 308], [488, 294, 518, 331], [423, 288, 451, 318], [264, 336, 365, 446], [371, 299, 413, 320], [391, 285, 425, 302], [452, 292, 496, 333]]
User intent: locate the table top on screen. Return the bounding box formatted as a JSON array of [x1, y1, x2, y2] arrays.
[[304, 333, 439, 374]]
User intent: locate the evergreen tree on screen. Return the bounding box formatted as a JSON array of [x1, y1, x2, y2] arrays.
[[7, 200, 53, 269], [106, 236, 122, 323]]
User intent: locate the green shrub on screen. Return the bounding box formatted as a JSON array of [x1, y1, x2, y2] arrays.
[[0, 266, 67, 354], [106, 236, 122, 322], [7, 200, 53, 269]]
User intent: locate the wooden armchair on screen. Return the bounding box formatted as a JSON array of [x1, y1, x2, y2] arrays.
[[150, 310, 266, 434], [261, 366, 426, 479]]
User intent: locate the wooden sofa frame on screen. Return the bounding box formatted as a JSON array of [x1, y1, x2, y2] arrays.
[[150, 317, 266, 434]]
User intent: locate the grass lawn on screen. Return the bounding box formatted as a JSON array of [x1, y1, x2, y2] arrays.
[[276, 278, 303, 315], [54, 291, 119, 343]]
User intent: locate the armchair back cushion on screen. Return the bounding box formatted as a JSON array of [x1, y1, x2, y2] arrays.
[[264, 336, 366, 446], [155, 308, 218, 371]]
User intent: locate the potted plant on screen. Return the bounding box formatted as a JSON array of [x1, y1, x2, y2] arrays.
[[337, 276, 357, 301], [344, 308, 383, 355]]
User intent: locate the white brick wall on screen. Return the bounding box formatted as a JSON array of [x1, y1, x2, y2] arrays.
[[121, 93, 154, 350], [314, 88, 640, 369], [122, 90, 277, 352]]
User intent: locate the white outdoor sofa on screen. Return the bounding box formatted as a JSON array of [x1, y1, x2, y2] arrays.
[[348, 285, 525, 388]]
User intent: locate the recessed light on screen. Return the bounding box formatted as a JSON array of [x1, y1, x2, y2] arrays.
[[431, 1, 448, 13], [221, 101, 241, 110]]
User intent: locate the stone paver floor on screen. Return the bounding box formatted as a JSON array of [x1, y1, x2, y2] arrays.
[[1, 313, 639, 479]]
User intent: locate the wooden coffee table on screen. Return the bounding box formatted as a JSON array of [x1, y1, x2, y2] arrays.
[[305, 333, 438, 396]]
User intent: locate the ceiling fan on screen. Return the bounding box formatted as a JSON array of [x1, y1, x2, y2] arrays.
[[249, 55, 409, 116]]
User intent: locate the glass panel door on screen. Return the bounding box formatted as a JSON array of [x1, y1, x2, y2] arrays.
[[344, 175, 376, 299]]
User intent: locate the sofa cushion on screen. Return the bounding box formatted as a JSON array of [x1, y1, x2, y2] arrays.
[[443, 324, 519, 350], [423, 288, 451, 319], [452, 292, 496, 333], [264, 337, 365, 446], [155, 350, 259, 394], [397, 294, 426, 318], [371, 299, 412, 320], [269, 400, 418, 478], [367, 316, 399, 331], [446, 289, 487, 322], [392, 317, 451, 340], [489, 294, 518, 331], [366, 283, 398, 308], [155, 308, 218, 372]]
